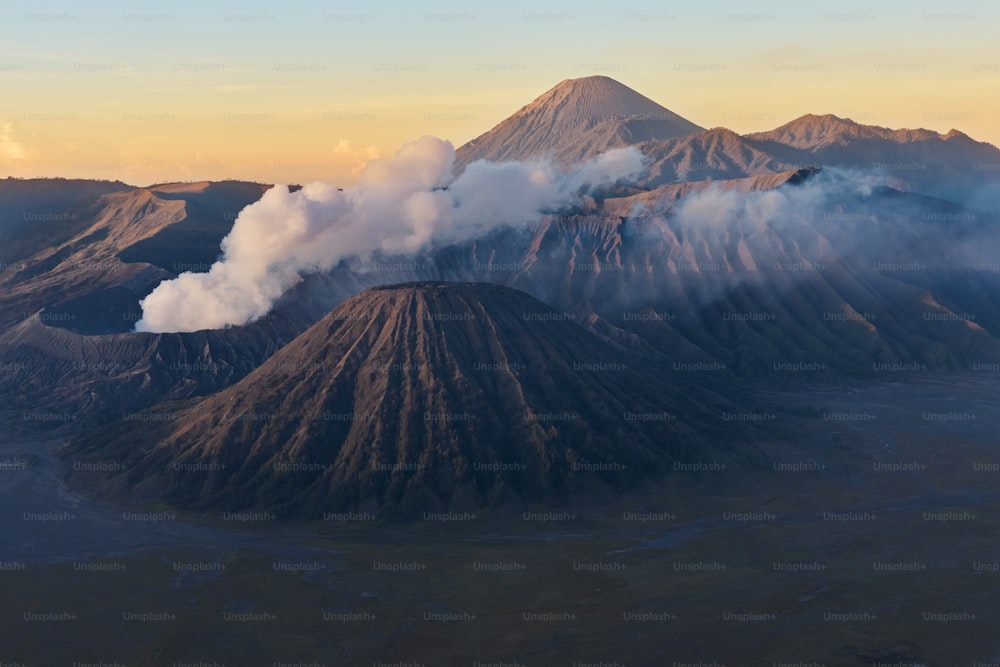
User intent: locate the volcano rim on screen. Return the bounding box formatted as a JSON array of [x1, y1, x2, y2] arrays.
[[366, 280, 529, 293]]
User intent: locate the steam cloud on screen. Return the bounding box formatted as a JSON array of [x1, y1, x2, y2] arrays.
[[631, 166, 999, 284], [668, 169, 877, 231], [136, 136, 644, 332]]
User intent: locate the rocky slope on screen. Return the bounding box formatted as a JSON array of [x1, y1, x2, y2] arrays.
[[65, 282, 747, 517]]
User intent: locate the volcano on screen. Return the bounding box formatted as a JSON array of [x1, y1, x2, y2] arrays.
[[454, 75, 704, 170], [66, 282, 747, 518]]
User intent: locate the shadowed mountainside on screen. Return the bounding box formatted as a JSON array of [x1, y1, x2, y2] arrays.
[[65, 282, 754, 518]]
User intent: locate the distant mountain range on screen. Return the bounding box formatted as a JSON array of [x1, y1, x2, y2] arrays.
[[3, 75, 1000, 516], [457, 76, 1000, 201]]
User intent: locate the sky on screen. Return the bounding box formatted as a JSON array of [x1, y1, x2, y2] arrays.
[[1, 0, 998, 186]]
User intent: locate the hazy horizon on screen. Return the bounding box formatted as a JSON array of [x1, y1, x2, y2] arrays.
[[2, 0, 998, 185]]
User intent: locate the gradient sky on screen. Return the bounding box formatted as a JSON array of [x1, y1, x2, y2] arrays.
[[1, 0, 997, 185]]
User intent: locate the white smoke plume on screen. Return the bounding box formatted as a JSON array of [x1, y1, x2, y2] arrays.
[[135, 136, 645, 332]]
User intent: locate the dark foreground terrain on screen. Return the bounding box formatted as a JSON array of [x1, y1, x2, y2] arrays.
[[2, 375, 999, 666]]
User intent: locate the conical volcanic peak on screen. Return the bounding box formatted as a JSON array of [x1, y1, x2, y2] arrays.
[[521, 75, 695, 126], [68, 282, 736, 518], [455, 76, 704, 169]]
